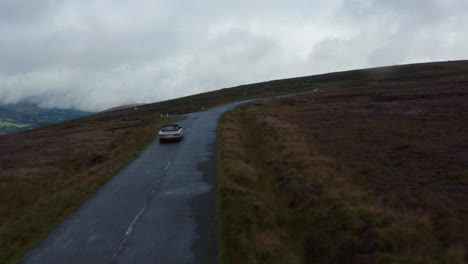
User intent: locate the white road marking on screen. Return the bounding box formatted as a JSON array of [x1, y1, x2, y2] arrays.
[[164, 161, 171, 171], [111, 174, 163, 263], [125, 204, 148, 236], [111, 158, 174, 262]]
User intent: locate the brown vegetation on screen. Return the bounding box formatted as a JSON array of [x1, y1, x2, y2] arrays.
[[0, 113, 162, 263], [218, 69, 468, 263]]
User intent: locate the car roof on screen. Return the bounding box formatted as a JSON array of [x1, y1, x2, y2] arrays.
[[161, 123, 179, 127]]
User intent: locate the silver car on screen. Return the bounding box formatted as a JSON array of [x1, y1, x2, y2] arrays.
[[158, 123, 184, 143]]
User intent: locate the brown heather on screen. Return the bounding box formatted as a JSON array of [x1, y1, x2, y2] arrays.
[[0, 114, 163, 263], [218, 77, 468, 263]]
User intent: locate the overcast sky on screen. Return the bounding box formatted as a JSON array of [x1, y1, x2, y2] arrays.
[[0, 0, 467, 111]]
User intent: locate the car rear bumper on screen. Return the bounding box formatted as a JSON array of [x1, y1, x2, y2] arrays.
[[158, 134, 183, 141]]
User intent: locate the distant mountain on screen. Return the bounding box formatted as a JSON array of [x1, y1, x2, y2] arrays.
[[0, 103, 92, 135]]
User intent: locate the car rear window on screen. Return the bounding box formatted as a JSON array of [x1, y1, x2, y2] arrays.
[[161, 126, 178, 131]]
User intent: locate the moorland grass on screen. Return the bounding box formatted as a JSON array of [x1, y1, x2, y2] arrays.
[[218, 90, 467, 264], [0, 115, 167, 264]]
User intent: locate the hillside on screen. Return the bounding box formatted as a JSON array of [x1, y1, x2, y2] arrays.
[[218, 64, 468, 263], [0, 60, 467, 263], [0, 103, 91, 135]]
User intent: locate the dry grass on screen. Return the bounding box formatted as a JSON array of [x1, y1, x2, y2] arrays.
[[0, 113, 165, 264], [218, 78, 468, 263]]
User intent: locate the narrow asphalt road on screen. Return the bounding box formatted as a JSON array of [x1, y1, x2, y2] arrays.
[[20, 101, 250, 264]]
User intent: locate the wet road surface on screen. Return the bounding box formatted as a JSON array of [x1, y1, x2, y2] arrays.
[[20, 101, 250, 264]]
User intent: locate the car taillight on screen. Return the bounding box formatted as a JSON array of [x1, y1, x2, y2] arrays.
[[159, 134, 165, 137], [174, 134, 180, 136]]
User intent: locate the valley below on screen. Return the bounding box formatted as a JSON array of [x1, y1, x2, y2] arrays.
[[0, 103, 91, 135]]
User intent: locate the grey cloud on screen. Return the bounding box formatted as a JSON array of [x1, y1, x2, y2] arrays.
[[0, 0, 57, 24], [209, 28, 277, 65], [307, 0, 468, 69], [0, 0, 467, 111]]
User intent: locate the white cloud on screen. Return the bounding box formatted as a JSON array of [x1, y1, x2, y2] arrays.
[[0, 0, 467, 111]]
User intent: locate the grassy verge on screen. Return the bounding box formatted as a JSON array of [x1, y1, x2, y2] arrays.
[[218, 83, 467, 263], [0, 114, 169, 264]]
